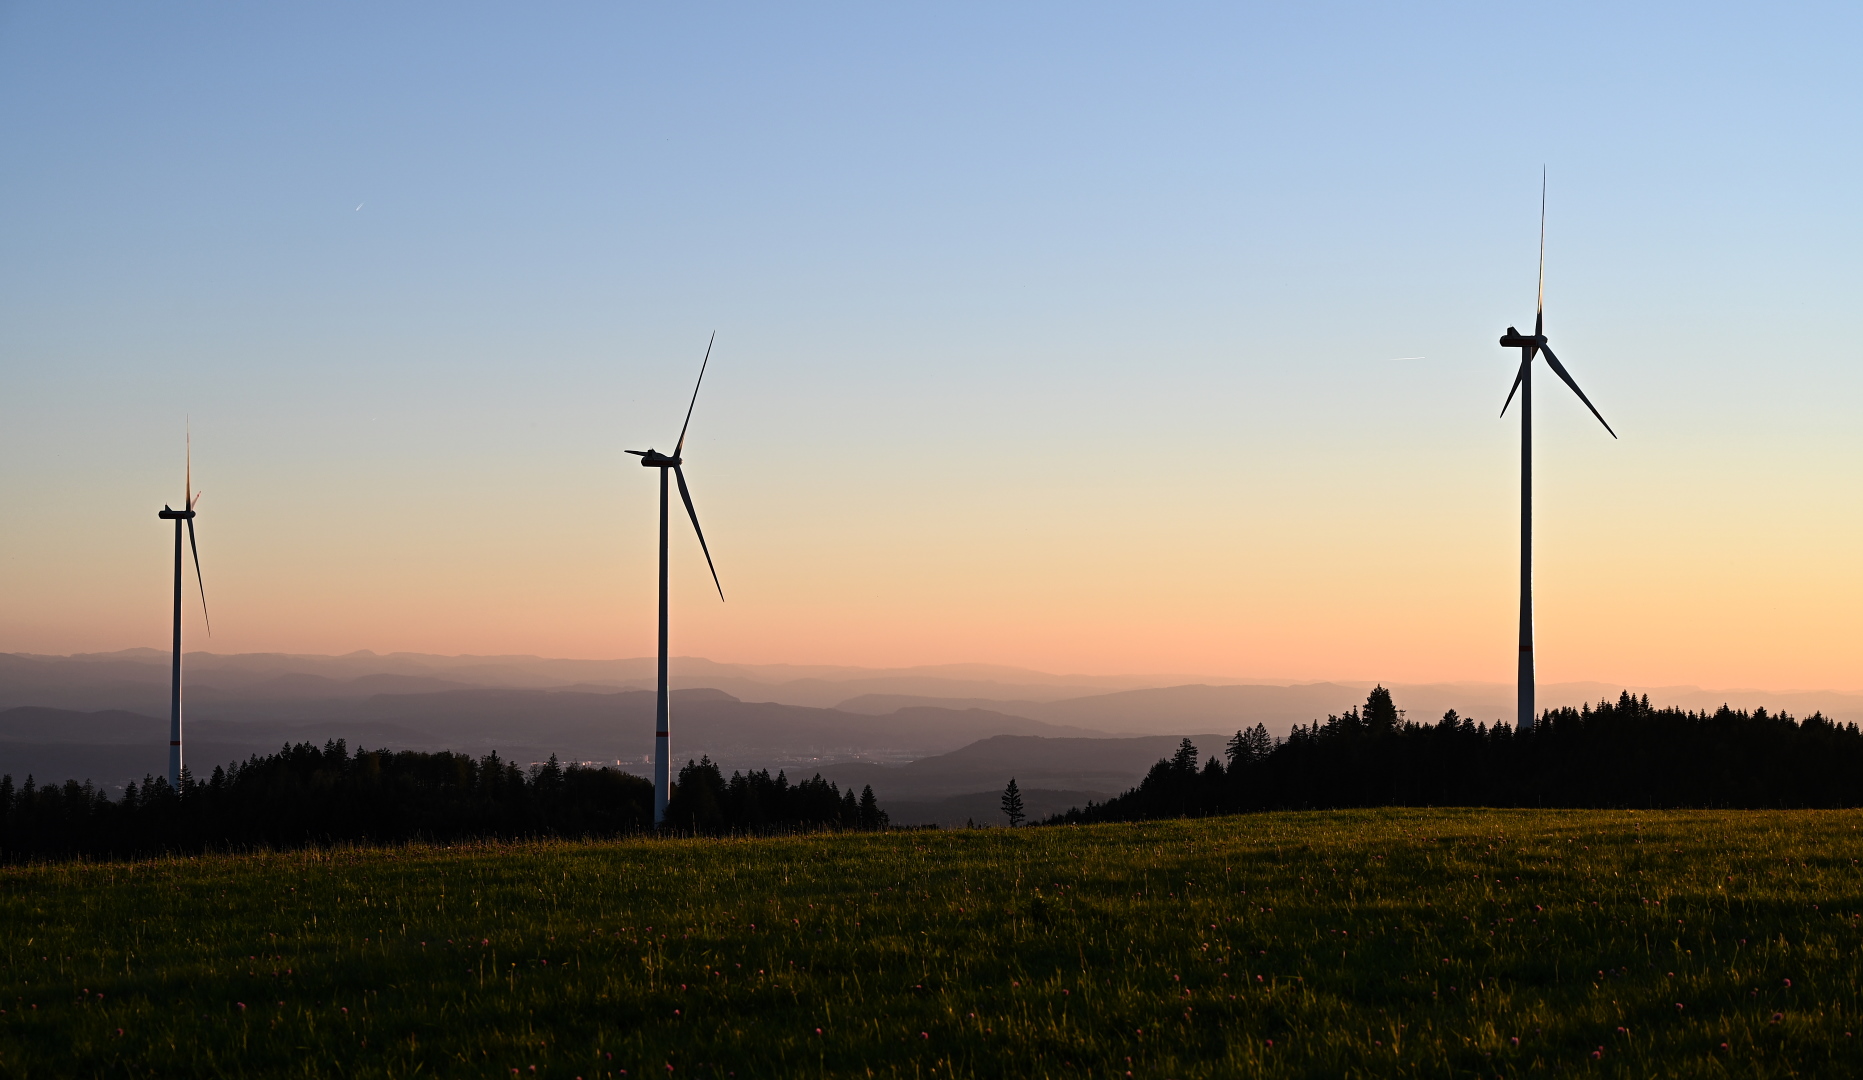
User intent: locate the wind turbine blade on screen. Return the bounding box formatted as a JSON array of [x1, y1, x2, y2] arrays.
[[1535, 167, 1546, 337], [674, 465, 724, 601], [185, 517, 211, 635], [674, 331, 715, 458], [186, 421, 193, 510], [1499, 357, 1527, 417], [1539, 345, 1616, 438]]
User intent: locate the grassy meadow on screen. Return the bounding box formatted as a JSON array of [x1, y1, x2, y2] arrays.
[[3, 809, 1861, 1078]]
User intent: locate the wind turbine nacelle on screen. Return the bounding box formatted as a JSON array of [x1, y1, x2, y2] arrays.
[[1499, 331, 1546, 349], [630, 450, 681, 468], [157, 507, 196, 520]]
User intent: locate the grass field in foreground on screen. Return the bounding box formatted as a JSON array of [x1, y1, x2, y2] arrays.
[[3, 810, 1862, 1079]]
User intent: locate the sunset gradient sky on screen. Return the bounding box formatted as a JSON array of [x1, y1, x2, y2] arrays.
[[2, 3, 1859, 690]]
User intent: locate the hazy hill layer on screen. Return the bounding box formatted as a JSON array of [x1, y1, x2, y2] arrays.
[[6, 651, 1859, 803], [0, 651, 1191, 714], [9, 652, 1856, 738], [0, 700, 1232, 830], [806, 732, 1235, 827], [0, 693, 1119, 792], [836, 681, 1863, 736], [809, 734, 1227, 801]]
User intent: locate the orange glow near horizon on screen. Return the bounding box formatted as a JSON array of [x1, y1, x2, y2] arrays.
[[6, 415, 1858, 695]]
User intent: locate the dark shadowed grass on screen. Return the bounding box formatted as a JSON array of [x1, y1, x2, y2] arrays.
[[3, 808, 1862, 1078]]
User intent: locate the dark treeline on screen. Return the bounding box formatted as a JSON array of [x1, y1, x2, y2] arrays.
[[0, 742, 886, 862], [664, 756, 888, 835], [1056, 688, 1863, 823]]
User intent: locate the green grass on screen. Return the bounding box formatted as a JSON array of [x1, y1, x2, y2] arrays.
[[4, 809, 1863, 1078]]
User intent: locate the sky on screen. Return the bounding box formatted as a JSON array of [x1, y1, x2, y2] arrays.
[[1, 2, 1859, 690]]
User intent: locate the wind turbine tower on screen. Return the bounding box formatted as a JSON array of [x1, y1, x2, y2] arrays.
[[627, 335, 725, 826], [156, 429, 210, 786], [1498, 175, 1616, 733]]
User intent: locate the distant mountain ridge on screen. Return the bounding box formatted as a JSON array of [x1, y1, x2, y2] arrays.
[[833, 682, 1863, 736], [0, 701, 1236, 830], [806, 733, 1230, 804], [0, 650, 1222, 712], [0, 690, 1119, 792], [9, 650, 1854, 730], [5, 650, 1859, 802]]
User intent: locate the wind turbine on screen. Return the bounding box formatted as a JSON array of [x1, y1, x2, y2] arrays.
[[1499, 174, 1615, 733], [627, 334, 725, 826], [155, 427, 210, 787]]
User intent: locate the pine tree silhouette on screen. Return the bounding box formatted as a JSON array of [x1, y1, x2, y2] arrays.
[[1000, 778, 1026, 827], [858, 784, 884, 829]]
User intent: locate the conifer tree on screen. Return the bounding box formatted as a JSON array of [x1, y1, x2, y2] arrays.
[[1171, 738, 1199, 773], [1000, 778, 1025, 827]]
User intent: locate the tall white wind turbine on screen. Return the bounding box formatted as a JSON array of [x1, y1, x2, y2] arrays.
[[626, 336, 725, 826], [1498, 174, 1616, 732], [155, 427, 211, 786]]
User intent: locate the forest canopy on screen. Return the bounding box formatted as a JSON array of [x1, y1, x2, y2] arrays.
[[0, 741, 883, 861], [1055, 689, 1863, 823]]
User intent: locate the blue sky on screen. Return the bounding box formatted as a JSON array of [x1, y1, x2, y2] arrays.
[[2, 2, 1859, 688]]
